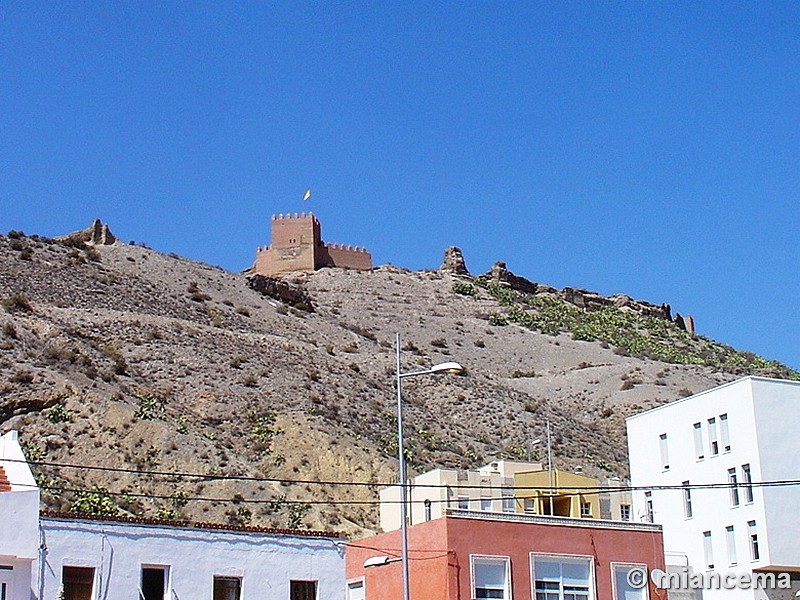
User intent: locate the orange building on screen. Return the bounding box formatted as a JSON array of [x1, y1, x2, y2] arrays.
[[346, 509, 666, 600], [253, 212, 372, 275]]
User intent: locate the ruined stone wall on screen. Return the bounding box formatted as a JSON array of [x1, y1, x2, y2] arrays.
[[318, 243, 372, 271]]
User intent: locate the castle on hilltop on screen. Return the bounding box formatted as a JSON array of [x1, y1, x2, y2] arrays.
[[252, 212, 372, 276]]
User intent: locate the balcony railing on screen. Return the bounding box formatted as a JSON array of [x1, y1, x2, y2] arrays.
[[445, 508, 662, 532]]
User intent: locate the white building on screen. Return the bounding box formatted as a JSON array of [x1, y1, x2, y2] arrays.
[[379, 460, 542, 532], [626, 377, 800, 599], [0, 431, 40, 600], [0, 430, 345, 600]]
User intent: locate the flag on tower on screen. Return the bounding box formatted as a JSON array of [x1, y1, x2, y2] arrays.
[[302, 188, 311, 201]]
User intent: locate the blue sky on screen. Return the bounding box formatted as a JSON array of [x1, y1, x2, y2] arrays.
[[1, 3, 799, 369]]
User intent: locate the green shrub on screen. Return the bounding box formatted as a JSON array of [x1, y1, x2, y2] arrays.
[[46, 404, 73, 423], [452, 282, 476, 296]]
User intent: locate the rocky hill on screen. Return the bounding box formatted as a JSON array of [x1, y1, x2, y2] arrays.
[[0, 224, 795, 536]]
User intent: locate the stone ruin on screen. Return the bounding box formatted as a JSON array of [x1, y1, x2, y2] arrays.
[[439, 247, 695, 334], [58, 219, 117, 246]]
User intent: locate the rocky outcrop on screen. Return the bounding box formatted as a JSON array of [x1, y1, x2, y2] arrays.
[[440, 247, 470, 276], [562, 288, 672, 321], [480, 261, 546, 295], [247, 274, 314, 312], [58, 219, 117, 246], [478, 260, 692, 329]]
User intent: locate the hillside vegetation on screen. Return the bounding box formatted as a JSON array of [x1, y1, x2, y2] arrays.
[[0, 227, 794, 535]]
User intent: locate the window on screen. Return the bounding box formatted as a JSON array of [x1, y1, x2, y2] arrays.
[[458, 496, 470, 510], [580, 502, 591, 518], [424, 499, 432, 522], [659, 433, 669, 470], [472, 556, 510, 599], [703, 531, 714, 570], [693, 422, 704, 460], [290, 580, 317, 600], [748, 521, 760, 561], [346, 580, 365, 600], [644, 492, 653, 523], [719, 414, 731, 452], [612, 563, 647, 600], [481, 497, 492, 511], [213, 577, 241, 600], [619, 504, 631, 522], [524, 498, 535, 513], [708, 418, 719, 456], [532, 555, 592, 600], [742, 464, 753, 503], [140, 566, 168, 600], [725, 526, 737, 566], [682, 481, 692, 519], [728, 468, 739, 507], [63, 566, 94, 600], [502, 487, 515, 513]]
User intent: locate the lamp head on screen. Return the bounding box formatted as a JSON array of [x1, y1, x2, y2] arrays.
[[429, 361, 464, 375]]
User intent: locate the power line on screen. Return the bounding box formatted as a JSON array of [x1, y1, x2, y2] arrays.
[[8, 456, 799, 494]]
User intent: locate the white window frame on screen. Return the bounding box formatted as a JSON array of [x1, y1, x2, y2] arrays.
[[741, 464, 754, 504], [725, 526, 737, 566], [530, 552, 594, 600], [719, 414, 731, 452], [610, 562, 649, 600], [748, 521, 760, 561], [728, 468, 739, 507], [346, 577, 366, 600], [708, 418, 719, 456], [140, 564, 171, 600], [703, 531, 714, 570], [643, 492, 653, 523], [458, 495, 470, 510], [619, 504, 631, 522], [682, 481, 692, 519], [470, 554, 512, 600], [693, 422, 704, 460], [502, 487, 515, 513], [659, 433, 669, 471]]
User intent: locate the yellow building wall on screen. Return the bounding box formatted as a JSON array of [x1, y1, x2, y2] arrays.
[[513, 470, 600, 518]]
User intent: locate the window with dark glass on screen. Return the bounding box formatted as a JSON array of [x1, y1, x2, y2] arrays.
[[290, 580, 317, 600], [213, 576, 241, 600], [140, 567, 167, 600]]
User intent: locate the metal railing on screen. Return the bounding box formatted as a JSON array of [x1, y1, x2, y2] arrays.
[[445, 508, 662, 532]]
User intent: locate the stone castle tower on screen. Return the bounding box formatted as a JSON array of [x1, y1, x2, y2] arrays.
[[252, 213, 372, 276]]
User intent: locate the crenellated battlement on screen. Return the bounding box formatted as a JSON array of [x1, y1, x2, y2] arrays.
[[324, 242, 369, 254], [272, 212, 318, 221], [252, 211, 372, 275]]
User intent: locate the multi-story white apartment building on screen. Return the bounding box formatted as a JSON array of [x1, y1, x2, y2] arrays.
[[626, 377, 800, 599]]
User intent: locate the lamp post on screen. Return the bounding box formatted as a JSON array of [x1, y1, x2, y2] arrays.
[[530, 419, 553, 516], [395, 332, 463, 600]]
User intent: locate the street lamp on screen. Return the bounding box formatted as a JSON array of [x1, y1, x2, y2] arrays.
[[529, 420, 553, 516], [395, 332, 463, 600]]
